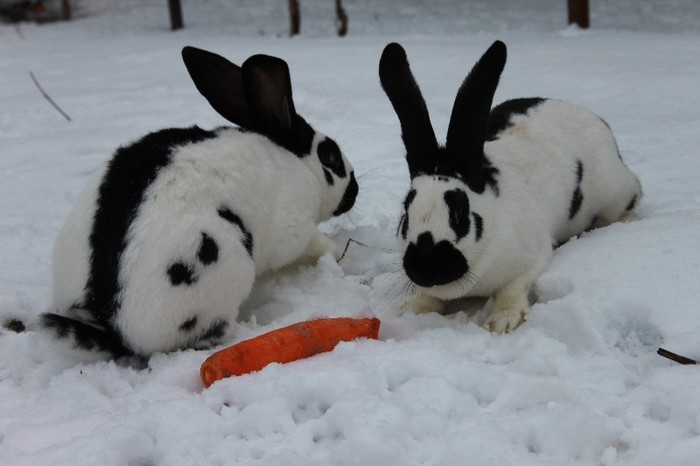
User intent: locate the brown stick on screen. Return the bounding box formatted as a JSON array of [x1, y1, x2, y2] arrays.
[[567, 0, 590, 29], [338, 238, 368, 262], [658, 348, 698, 365], [168, 0, 183, 30], [289, 0, 300, 36], [60, 0, 72, 21], [335, 0, 348, 37], [29, 71, 72, 122]]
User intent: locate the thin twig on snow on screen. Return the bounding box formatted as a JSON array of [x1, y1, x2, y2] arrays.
[[29, 71, 72, 122], [658, 348, 698, 365]]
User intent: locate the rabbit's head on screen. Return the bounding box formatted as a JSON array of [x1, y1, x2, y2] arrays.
[[182, 47, 358, 222], [380, 41, 507, 299]]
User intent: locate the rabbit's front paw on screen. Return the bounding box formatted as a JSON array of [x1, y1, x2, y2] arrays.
[[483, 302, 527, 333], [484, 281, 531, 333]]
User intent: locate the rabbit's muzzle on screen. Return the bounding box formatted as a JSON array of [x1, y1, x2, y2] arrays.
[[403, 232, 468, 288]]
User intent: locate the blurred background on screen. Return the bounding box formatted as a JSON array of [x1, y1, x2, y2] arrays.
[[2, 0, 700, 36]]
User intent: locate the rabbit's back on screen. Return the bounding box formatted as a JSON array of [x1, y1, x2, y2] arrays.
[[52, 128, 323, 354], [487, 99, 642, 244]]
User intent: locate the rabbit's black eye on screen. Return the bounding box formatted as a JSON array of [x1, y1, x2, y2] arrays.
[[319, 147, 339, 166], [317, 139, 345, 176], [444, 189, 470, 240]]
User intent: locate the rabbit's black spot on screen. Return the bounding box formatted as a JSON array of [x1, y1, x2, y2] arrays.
[[585, 215, 599, 232], [318, 138, 346, 177], [179, 317, 198, 332], [40, 312, 131, 358], [193, 319, 229, 348], [198, 233, 218, 265], [569, 160, 584, 219], [85, 126, 217, 324], [398, 189, 416, 239], [575, 160, 584, 183], [168, 262, 197, 286], [333, 172, 358, 216], [217, 206, 254, 256], [472, 212, 484, 241], [203, 319, 228, 339], [626, 195, 638, 212], [259, 112, 315, 159], [403, 232, 469, 287], [397, 189, 418, 239], [483, 164, 500, 196], [323, 168, 334, 185], [217, 206, 238, 224], [486, 98, 546, 141], [197, 319, 229, 342], [569, 188, 583, 219], [404, 189, 417, 211], [399, 214, 408, 239], [444, 189, 470, 241]]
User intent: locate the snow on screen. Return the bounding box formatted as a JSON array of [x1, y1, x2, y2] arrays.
[[2, 0, 700, 464]]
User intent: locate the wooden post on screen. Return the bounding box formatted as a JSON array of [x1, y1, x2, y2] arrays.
[[168, 0, 184, 31], [289, 0, 300, 36], [60, 0, 71, 21], [567, 0, 590, 29], [335, 0, 348, 37]]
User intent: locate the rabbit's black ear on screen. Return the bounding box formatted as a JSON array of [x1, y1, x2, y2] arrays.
[[242, 54, 298, 151], [182, 46, 253, 128], [379, 43, 439, 179], [446, 40, 506, 193]]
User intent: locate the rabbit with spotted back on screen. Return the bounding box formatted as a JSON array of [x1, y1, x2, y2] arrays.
[[42, 47, 358, 358], [379, 41, 641, 332]]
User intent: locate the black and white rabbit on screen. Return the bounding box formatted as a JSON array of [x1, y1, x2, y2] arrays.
[[379, 41, 641, 332], [42, 46, 358, 358]]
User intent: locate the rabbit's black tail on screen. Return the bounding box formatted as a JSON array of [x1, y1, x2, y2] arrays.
[[41, 312, 132, 359]]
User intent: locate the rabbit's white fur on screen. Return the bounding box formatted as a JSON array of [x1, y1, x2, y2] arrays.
[[381, 41, 642, 332], [53, 131, 346, 355], [52, 167, 104, 315], [45, 48, 358, 357], [487, 100, 639, 243], [403, 100, 641, 330]]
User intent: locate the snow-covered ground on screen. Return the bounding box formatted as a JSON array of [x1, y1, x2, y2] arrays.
[[2, 1, 700, 464]]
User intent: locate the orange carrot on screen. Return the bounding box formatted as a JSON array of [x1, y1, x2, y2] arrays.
[[200, 317, 381, 387]]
